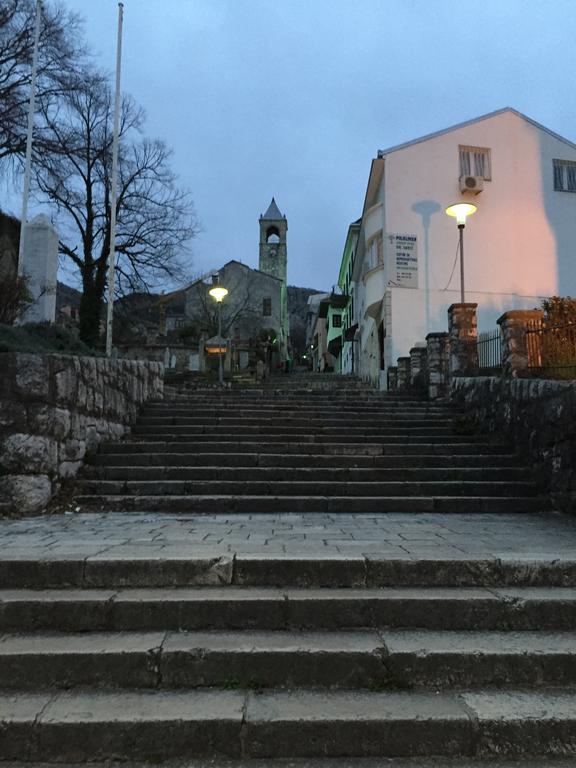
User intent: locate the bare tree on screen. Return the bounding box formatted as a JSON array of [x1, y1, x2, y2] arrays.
[[0, 0, 85, 168], [173, 269, 262, 343], [33, 72, 199, 346]]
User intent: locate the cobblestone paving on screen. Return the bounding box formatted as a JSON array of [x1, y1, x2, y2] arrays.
[[1, 511, 576, 561]]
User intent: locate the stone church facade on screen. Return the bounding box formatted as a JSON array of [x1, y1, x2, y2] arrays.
[[147, 199, 290, 374]]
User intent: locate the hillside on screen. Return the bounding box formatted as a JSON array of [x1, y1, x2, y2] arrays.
[[287, 284, 325, 354]]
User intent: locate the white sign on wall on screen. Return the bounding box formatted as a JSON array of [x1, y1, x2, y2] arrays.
[[386, 233, 418, 288]]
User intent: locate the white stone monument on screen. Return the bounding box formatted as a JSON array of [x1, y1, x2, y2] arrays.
[[19, 214, 58, 324]]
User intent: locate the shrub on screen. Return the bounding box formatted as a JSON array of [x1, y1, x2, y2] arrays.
[[0, 275, 33, 324]]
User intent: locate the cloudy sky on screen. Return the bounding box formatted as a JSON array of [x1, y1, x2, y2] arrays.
[[15, 0, 576, 290]]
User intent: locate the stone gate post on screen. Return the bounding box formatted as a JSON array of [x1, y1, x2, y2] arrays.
[[409, 345, 428, 388], [448, 303, 478, 377], [426, 332, 450, 399], [397, 357, 411, 389], [387, 366, 398, 390], [497, 309, 544, 377]]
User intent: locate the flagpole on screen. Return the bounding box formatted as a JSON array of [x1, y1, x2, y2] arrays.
[[18, 0, 42, 275], [105, 2, 124, 357]]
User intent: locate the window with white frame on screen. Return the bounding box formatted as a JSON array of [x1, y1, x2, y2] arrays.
[[553, 159, 576, 192], [459, 146, 491, 180]]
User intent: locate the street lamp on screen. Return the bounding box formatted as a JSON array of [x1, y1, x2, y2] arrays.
[[445, 202, 477, 303], [208, 283, 228, 385]]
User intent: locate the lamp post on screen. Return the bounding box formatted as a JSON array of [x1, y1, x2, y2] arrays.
[[445, 202, 477, 303], [208, 283, 228, 385]]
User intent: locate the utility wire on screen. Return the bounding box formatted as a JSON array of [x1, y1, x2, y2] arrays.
[[442, 235, 461, 291]]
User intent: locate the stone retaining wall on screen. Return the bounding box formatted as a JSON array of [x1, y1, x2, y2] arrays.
[[450, 376, 576, 513], [0, 354, 163, 514]]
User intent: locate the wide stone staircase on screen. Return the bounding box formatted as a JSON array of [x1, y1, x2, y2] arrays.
[[74, 375, 544, 514], [2, 374, 576, 766]]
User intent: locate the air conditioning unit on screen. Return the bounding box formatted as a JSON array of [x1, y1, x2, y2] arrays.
[[460, 175, 484, 194]]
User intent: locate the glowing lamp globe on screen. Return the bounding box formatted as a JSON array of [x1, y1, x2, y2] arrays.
[[445, 203, 477, 227], [208, 286, 228, 302]]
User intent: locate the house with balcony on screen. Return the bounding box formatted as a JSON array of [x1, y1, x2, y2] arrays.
[[351, 107, 576, 387]]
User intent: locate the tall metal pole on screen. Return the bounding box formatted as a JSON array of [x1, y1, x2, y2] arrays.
[[18, 0, 42, 275], [105, 2, 124, 357], [218, 301, 223, 386], [458, 224, 465, 304]]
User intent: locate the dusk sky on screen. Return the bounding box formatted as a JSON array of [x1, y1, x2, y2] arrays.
[[11, 0, 576, 291]]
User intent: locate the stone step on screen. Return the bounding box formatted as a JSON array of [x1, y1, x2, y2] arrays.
[[2, 629, 575, 691], [91, 452, 523, 468], [163, 396, 431, 406], [162, 403, 437, 412], [131, 425, 460, 437], [76, 479, 540, 498], [84, 466, 531, 483], [3, 553, 574, 590], [73, 494, 547, 514], [142, 402, 460, 420], [99, 441, 517, 457], [136, 417, 457, 428], [127, 433, 498, 445], [3, 586, 570, 632], [1, 688, 575, 760], [4, 760, 572, 768]]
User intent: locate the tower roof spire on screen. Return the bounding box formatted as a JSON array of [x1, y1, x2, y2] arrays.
[[261, 197, 284, 220]]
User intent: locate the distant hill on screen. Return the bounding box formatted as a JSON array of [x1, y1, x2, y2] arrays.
[[56, 282, 82, 311], [287, 285, 325, 354]]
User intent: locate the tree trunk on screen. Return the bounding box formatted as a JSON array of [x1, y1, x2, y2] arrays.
[[79, 266, 107, 348]]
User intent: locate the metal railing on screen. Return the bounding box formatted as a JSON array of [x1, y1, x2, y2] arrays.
[[526, 321, 576, 379], [477, 329, 502, 373]]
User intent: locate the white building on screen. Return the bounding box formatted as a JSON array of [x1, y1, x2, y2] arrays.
[[351, 108, 576, 387]]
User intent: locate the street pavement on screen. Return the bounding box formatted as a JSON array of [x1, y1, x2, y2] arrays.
[[1, 510, 576, 562]]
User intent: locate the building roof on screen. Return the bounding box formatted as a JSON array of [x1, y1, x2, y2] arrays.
[[377, 107, 576, 157], [156, 259, 282, 308], [224, 259, 282, 282], [260, 197, 285, 220]]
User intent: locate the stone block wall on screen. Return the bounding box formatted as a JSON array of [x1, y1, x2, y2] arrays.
[[451, 376, 576, 513], [0, 354, 163, 514]]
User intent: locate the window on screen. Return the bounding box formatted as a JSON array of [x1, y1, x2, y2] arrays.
[[459, 146, 491, 180], [332, 314, 342, 328], [365, 233, 383, 271], [262, 297, 272, 316], [266, 226, 280, 243], [553, 159, 576, 192]]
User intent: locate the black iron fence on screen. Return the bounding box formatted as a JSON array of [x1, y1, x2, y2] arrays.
[[526, 321, 576, 379], [477, 329, 502, 373]]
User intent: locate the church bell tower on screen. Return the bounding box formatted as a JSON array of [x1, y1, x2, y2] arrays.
[[259, 198, 289, 357], [259, 197, 287, 283]]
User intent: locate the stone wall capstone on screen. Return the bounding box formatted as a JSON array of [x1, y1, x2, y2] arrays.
[[0, 354, 163, 514], [450, 376, 576, 513]]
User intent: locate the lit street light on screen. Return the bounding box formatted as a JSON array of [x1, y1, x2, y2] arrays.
[[208, 283, 229, 385], [445, 202, 477, 303]]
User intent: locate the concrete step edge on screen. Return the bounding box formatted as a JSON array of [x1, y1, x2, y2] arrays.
[[1, 688, 576, 760]]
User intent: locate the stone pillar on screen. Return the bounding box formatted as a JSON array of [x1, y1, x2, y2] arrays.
[[387, 366, 398, 390], [19, 214, 58, 324], [497, 309, 544, 377], [426, 332, 450, 400], [397, 357, 411, 389], [448, 303, 478, 377], [409, 345, 428, 388]]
